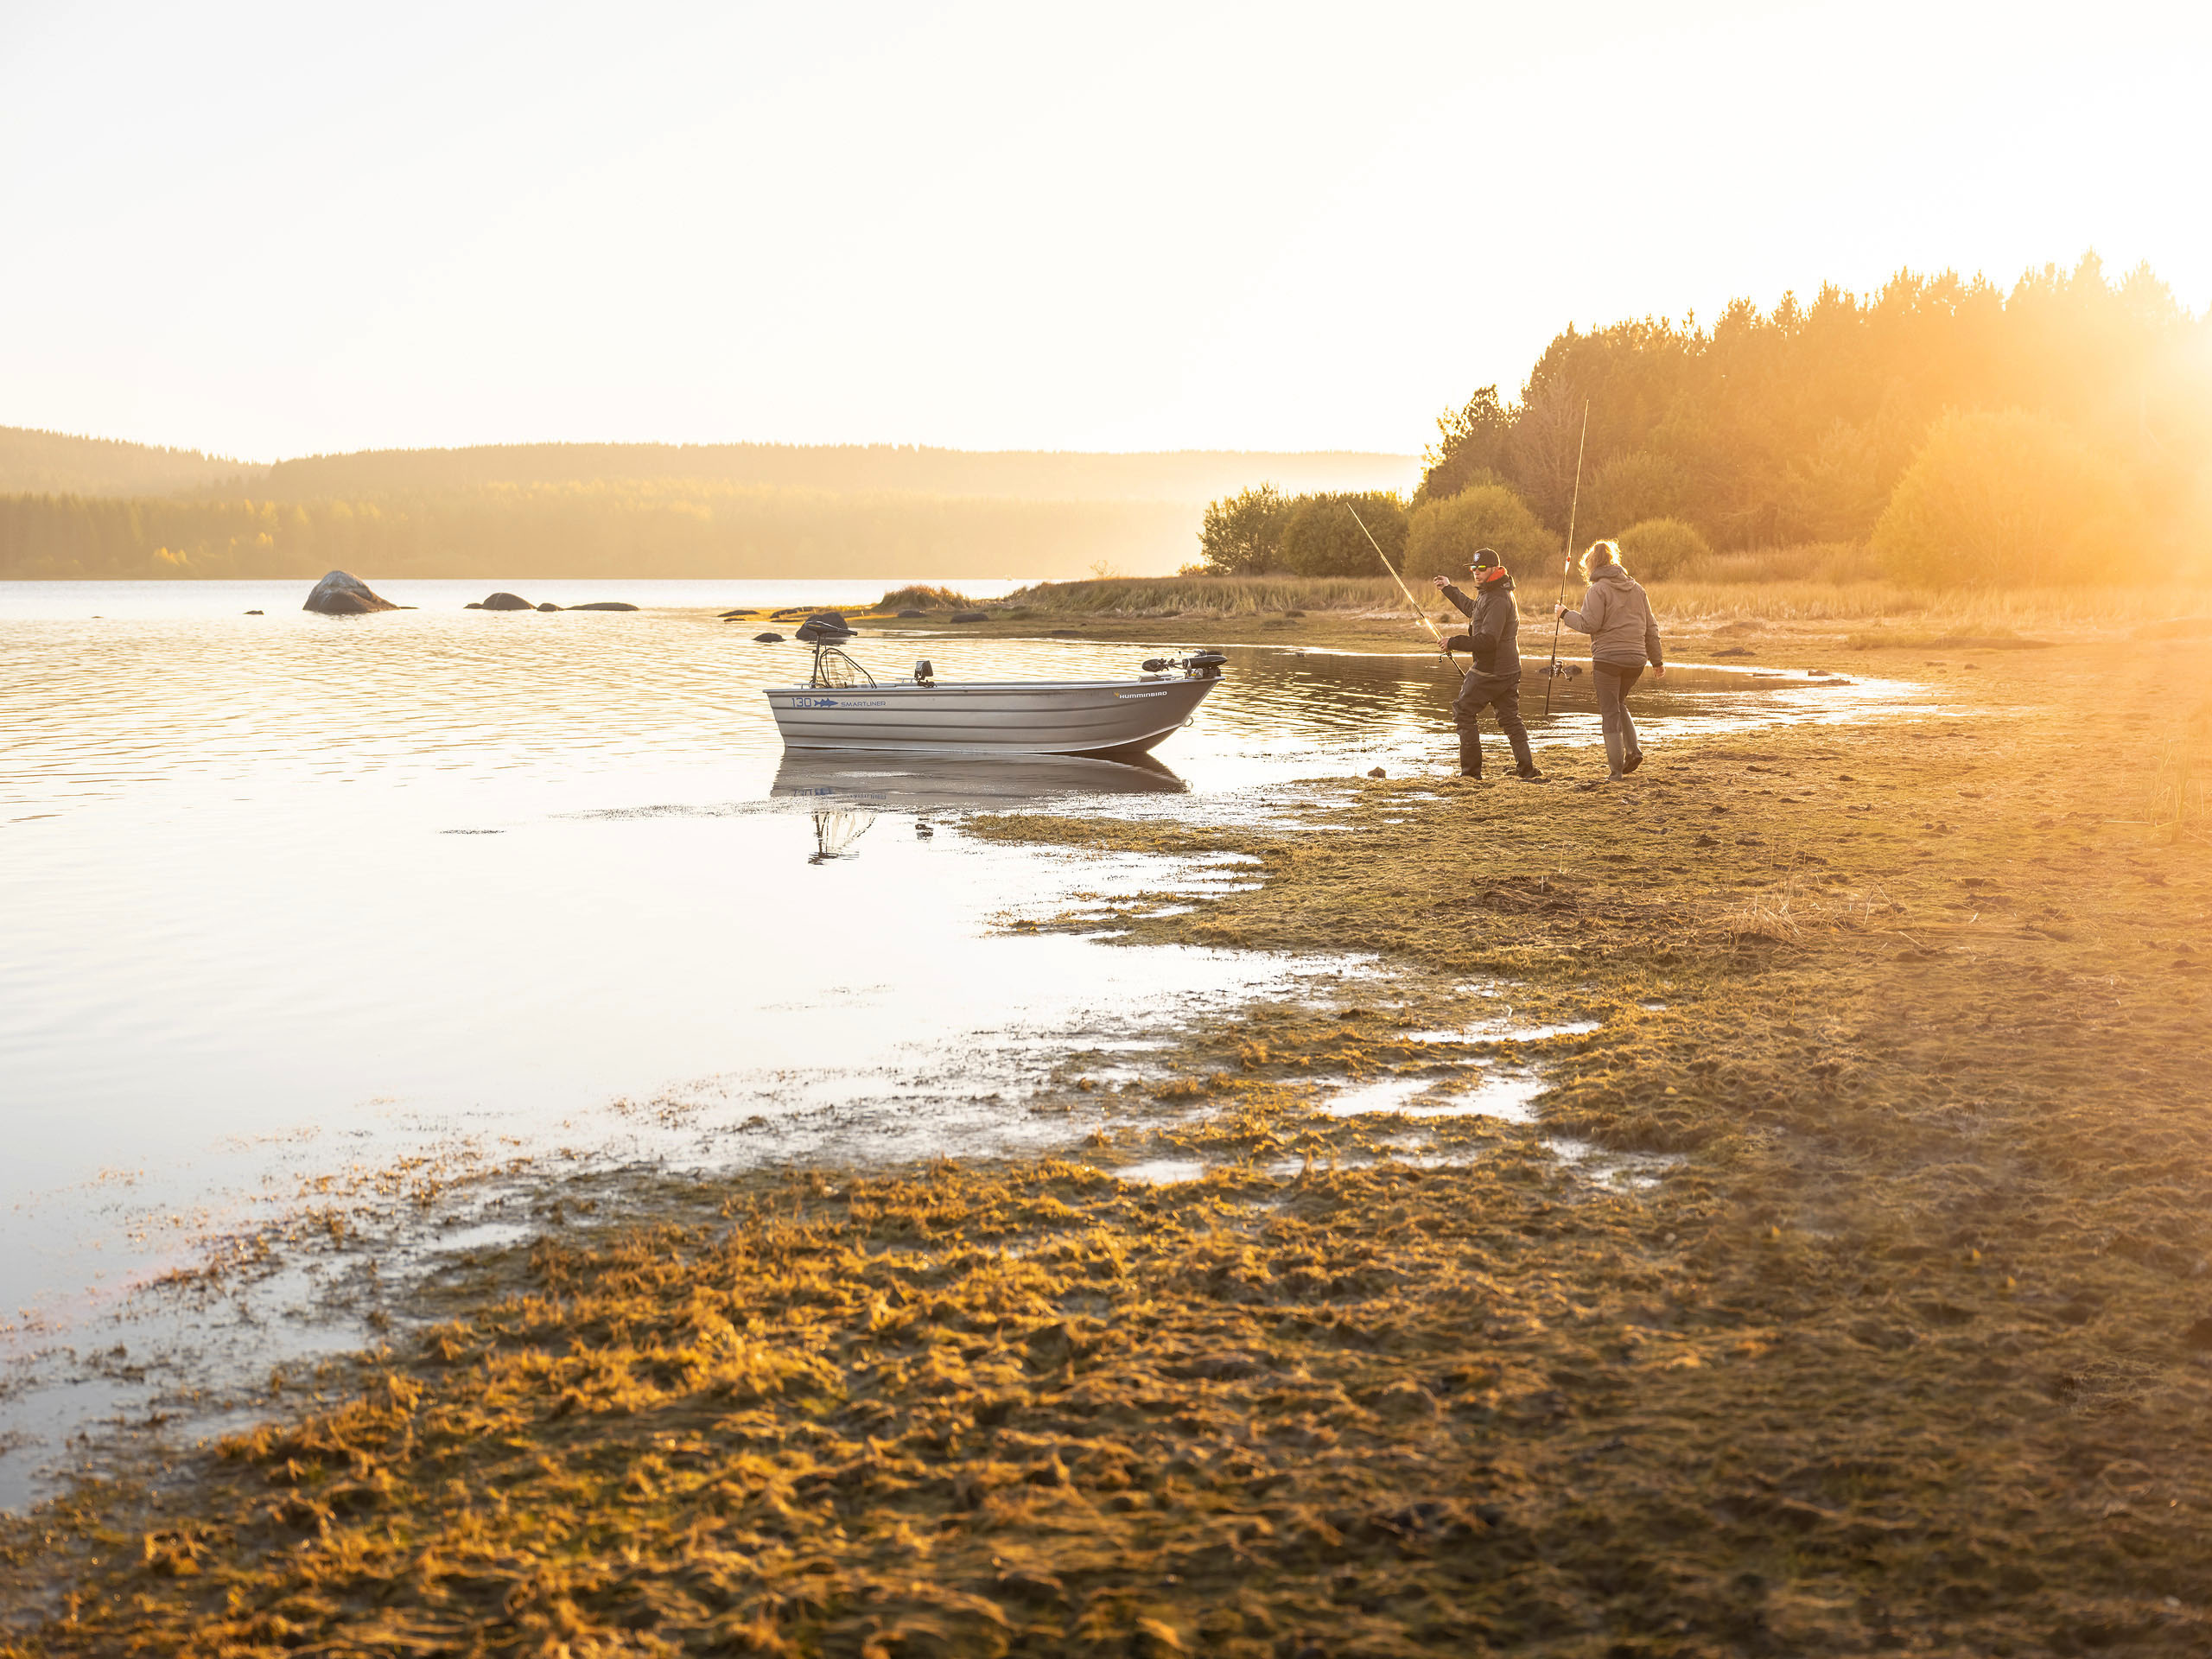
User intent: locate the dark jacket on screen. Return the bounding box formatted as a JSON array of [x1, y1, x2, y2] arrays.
[[1441, 575, 1520, 677], [1561, 565, 1663, 667]]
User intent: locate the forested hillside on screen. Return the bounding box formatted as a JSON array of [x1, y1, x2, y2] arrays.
[[262, 444, 1413, 505], [0, 427, 262, 497], [1198, 256, 2211, 588], [0, 485, 1203, 582], [0, 443, 1413, 581]]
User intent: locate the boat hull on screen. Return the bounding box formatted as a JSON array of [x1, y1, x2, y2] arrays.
[[764, 676, 1218, 757]]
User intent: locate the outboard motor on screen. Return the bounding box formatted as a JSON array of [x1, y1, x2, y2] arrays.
[[913, 658, 934, 685], [1142, 649, 1228, 680]]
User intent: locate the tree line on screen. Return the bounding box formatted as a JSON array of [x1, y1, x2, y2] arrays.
[[1197, 256, 2210, 588], [0, 483, 1203, 582]]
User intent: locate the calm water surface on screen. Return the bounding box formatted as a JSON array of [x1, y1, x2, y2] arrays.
[[0, 578, 1919, 1502]]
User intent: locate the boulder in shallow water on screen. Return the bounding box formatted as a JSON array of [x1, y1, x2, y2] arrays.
[[537, 601, 563, 612], [754, 632, 785, 643], [569, 601, 639, 612], [244, 609, 264, 615], [302, 570, 399, 615], [478, 592, 534, 611]]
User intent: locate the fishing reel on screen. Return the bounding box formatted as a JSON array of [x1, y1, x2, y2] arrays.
[[1141, 650, 1228, 679]]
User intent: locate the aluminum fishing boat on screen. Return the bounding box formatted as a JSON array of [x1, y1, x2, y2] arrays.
[[762, 614, 1225, 758]]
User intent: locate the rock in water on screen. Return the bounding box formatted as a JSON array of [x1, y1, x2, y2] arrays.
[[754, 632, 785, 643], [478, 592, 534, 610], [537, 601, 563, 612], [302, 571, 398, 615], [569, 601, 639, 612]]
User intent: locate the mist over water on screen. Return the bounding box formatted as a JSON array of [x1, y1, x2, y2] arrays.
[[0, 579, 1918, 1505]]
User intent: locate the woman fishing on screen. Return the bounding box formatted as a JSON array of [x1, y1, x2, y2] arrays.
[[1554, 539, 1664, 781]]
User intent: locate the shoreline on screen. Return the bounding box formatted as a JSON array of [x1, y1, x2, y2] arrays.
[[4, 622, 2209, 1654]]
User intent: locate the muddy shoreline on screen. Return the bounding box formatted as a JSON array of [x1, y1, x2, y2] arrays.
[[3, 622, 2209, 1656]]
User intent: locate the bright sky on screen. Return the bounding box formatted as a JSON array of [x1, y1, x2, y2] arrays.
[[4, 0, 2206, 462]]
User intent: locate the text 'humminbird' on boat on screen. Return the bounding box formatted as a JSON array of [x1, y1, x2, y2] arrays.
[[763, 613, 1226, 758]]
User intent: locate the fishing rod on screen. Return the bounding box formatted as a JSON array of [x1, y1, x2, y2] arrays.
[[1541, 400, 1592, 716], [1346, 503, 1465, 681]]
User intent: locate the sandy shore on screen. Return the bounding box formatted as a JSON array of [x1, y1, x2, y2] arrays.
[[4, 619, 2209, 1656]]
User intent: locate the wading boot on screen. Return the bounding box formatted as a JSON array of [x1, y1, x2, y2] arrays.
[[1516, 766, 1546, 782], [1507, 728, 1538, 778], [1623, 748, 1645, 774]]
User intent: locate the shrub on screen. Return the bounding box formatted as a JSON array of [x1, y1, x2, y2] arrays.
[[1618, 518, 1713, 581], [1196, 484, 1293, 575], [1402, 485, 1554, 582], [1873, 409, 2145, 588], [1583, 450, 1692, 537], [1277, 491, 1408, 578]]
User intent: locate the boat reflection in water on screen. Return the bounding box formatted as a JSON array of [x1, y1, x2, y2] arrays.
[[772, 749, 1186, 813], [808, 808, 878, 863]]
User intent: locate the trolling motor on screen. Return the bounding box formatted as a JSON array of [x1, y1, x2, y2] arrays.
[[1141, 650, 1229, 680]]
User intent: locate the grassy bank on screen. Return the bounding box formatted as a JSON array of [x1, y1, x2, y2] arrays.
[[3, 628, 2209, 1656], [909, 575, 2183, 658]]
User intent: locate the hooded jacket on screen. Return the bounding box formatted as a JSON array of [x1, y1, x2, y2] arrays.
[[1440, 573, 1520, 678], [1561, 565, 1663, 668]]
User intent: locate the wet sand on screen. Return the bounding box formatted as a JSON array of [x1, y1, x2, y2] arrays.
[[4, 620, 2209, 1655]]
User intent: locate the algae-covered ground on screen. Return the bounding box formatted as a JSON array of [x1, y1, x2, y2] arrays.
[[3, 623, 2209, 1656]]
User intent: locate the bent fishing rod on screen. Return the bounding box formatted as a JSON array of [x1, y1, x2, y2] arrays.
[[1541, 400, 1592, 716], [1346, 503, 1465, 681]]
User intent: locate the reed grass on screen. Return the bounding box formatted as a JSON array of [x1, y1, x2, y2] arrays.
[[876, 582, 982, 611], [1001, 569, 2177, 641], [1001, 575, 1404, 616]]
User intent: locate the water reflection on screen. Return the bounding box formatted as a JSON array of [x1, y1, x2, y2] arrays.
[[773, 749, 1186, 810], [809, 808, 878, 862]]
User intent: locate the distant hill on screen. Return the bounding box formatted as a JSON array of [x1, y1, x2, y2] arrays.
[[262, 443, 1414, 505], [0, 435, 1417, 581], [0, 426, 264, 497]]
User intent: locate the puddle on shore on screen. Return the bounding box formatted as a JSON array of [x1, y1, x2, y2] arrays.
[[1397, 1018, 1604, 1044], [1326, 1070, 1548, 1121]]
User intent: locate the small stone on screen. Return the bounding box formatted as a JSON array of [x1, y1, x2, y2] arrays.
[[1367, 766, 1386, 779], [754, 632, 785, 643]]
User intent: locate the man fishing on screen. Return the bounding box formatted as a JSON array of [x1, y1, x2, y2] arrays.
[[1432, 549, 1542, 781]]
